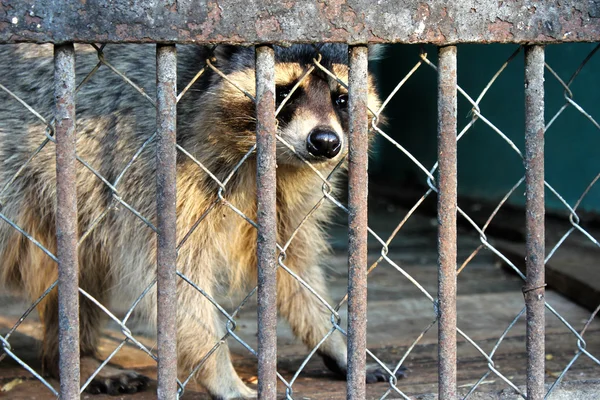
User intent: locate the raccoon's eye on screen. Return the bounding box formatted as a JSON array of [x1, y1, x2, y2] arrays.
[[335, 94, 348, 109], [276, 87, 291, 102]]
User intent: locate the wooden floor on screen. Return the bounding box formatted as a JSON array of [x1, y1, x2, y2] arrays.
[[1, 201, 599, 399]]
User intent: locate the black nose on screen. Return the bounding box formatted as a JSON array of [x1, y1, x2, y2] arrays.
[[306, 128, 341, 159]]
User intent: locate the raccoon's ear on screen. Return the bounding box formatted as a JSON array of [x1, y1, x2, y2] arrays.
[[368, 44, 386, 62], [213, 45, 239, 62]]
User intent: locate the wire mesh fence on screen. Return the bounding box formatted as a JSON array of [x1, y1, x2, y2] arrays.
[[0, 26, 599, 400]]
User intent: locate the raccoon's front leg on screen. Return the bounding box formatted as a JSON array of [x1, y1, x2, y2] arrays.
[[276, 264, 407, 384], [276, 263, 348, 375], [37, 278, 148, 394], [176, 283, 256, 400]]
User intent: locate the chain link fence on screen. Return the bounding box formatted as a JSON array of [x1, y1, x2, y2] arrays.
[[1, 2, 599, 400], [367, 43, 600, 399]]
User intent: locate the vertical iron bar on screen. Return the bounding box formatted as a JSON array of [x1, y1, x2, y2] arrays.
[[255, 44, 278, 400], [54, 43, 80, 399], [347, 44, 369, 400], [156, 44, 178, 400], [524, 45, 545, 400], [437, 45, 458, 400]]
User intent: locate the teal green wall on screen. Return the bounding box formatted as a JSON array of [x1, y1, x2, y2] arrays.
[[372, 43, 600, 213]]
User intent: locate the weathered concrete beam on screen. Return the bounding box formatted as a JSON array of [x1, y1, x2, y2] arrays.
[[1, 0, 599, 44]]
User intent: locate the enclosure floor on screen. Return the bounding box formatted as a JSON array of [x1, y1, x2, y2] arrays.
[[1, 202, 599, 399]]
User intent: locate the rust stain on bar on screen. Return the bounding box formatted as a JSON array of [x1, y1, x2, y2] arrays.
[[255, 44, 278, 400], [156, 44, 178, 400], [2, 0, 599, 45], [54, 43, 80, 399], [437, 45, 457, 400], [347, 45, 369, 400], [524, 45, 545, 400]]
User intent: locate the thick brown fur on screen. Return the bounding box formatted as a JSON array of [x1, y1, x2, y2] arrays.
[[0, 43, 385, 398]]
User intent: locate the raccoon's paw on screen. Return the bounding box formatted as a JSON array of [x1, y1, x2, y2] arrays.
[[240, 386, 257, 399], [213, 385, 257, 400], [320, 352, 407, 384], [366, 364, 408, 384], [86, 370, 149, 395], [320, 352, 346, 377], [81, 358, 149, 396]]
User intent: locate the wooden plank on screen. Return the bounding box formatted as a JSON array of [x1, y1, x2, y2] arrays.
[[371, 186, 600, 313], [494, 235, 600, 312]]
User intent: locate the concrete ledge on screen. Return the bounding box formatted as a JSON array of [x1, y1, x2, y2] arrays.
[[1, 0, 599, 45]]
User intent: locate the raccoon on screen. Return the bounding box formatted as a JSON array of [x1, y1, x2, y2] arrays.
[[0, 43, 395, 399]]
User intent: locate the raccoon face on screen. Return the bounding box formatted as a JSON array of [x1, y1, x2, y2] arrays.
[[190, 45, 381, 169], [273, 62, 351, 166]]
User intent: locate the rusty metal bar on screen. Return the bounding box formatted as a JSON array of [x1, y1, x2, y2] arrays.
[[3, 1, 599, 45], [54, 43, 80, 399], [156, 43, 178, 400], [436, 45, 457, 400], [524, 45, 545, 400], [347, 44, 369, 400], [255, 44, 278, 400]]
